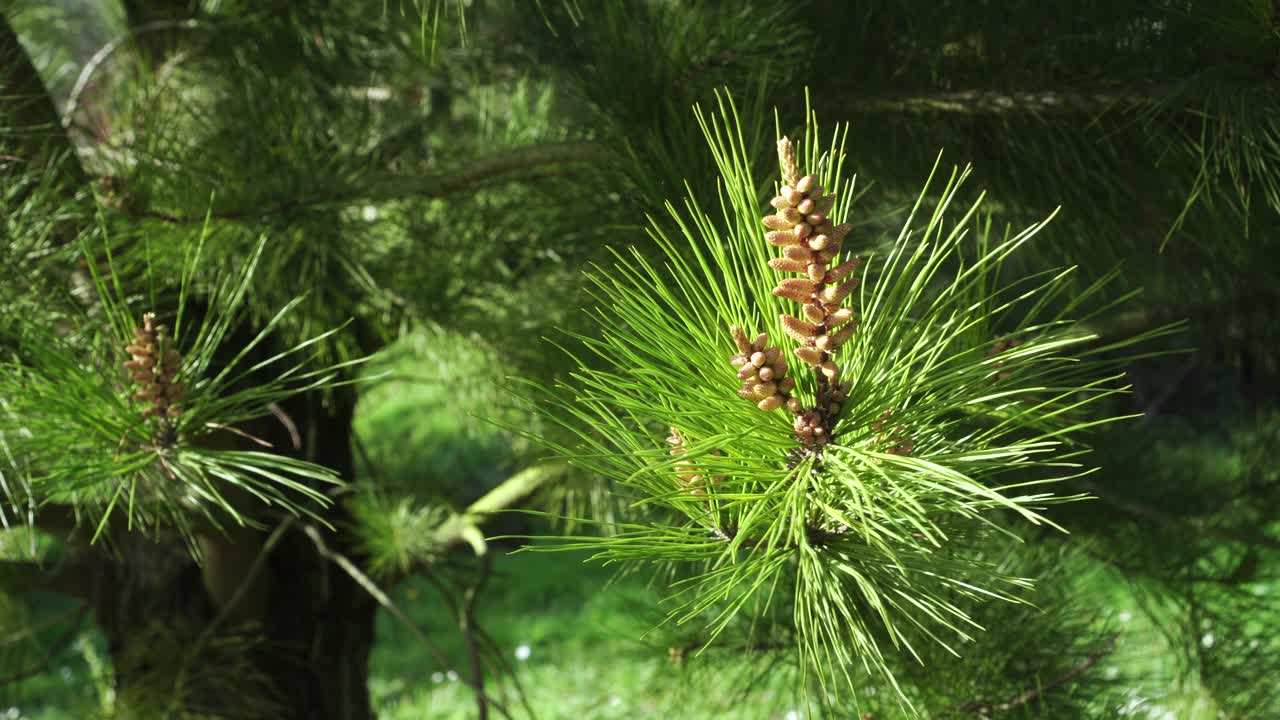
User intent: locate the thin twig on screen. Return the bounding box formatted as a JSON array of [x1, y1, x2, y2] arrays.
[[461, 554, 494, 720], [300, 525, 515, 720], [201, 518, 295, 641], [266, 402, 302, 450], [1136, 354, 1198, 428], [420, 567, 539, 720], [0, 602, 87, 648], [162, 516, 295, 718], [203, 421, 274, 448]]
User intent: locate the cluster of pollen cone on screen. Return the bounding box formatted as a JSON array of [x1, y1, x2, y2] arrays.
[[765, 138, 860, 372], [724, 137, 861, 446], [730, 328, 798, 413], [123, 312, 185, 421]]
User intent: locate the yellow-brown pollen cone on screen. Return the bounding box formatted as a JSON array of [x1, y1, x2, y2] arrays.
[[749, 137, 865, 445]]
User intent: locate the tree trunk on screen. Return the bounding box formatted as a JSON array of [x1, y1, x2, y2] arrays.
[[91, 388, 380, 720], [253, 390, 379, 720]]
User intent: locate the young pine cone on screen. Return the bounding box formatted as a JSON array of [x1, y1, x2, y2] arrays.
[[729, 326, 800, 413], [123, 312, 185, 421], [666, 428, 721, 495]]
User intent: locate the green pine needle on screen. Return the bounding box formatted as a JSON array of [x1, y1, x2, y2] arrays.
[[516, 91, 1170, 713], [0, 231, 369, 546]]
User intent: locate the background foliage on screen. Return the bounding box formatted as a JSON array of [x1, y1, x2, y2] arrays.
[[0, 1, 1277, 719]]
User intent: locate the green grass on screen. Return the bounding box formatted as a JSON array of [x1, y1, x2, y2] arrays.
[[369, 548, 808, 720], [359, 331, 809, 718]]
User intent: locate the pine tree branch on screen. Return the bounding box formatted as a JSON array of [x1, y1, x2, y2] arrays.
[[832, 89, 1154, 116], [0, 558, 94, 598], [1077, 479, 1280, 552], [957, 635, 1118, 716], [832, 73, 1272, 119], [127, 142, 612, 224], [432, 464, 562, 554], [365, 142, 612, 199]]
